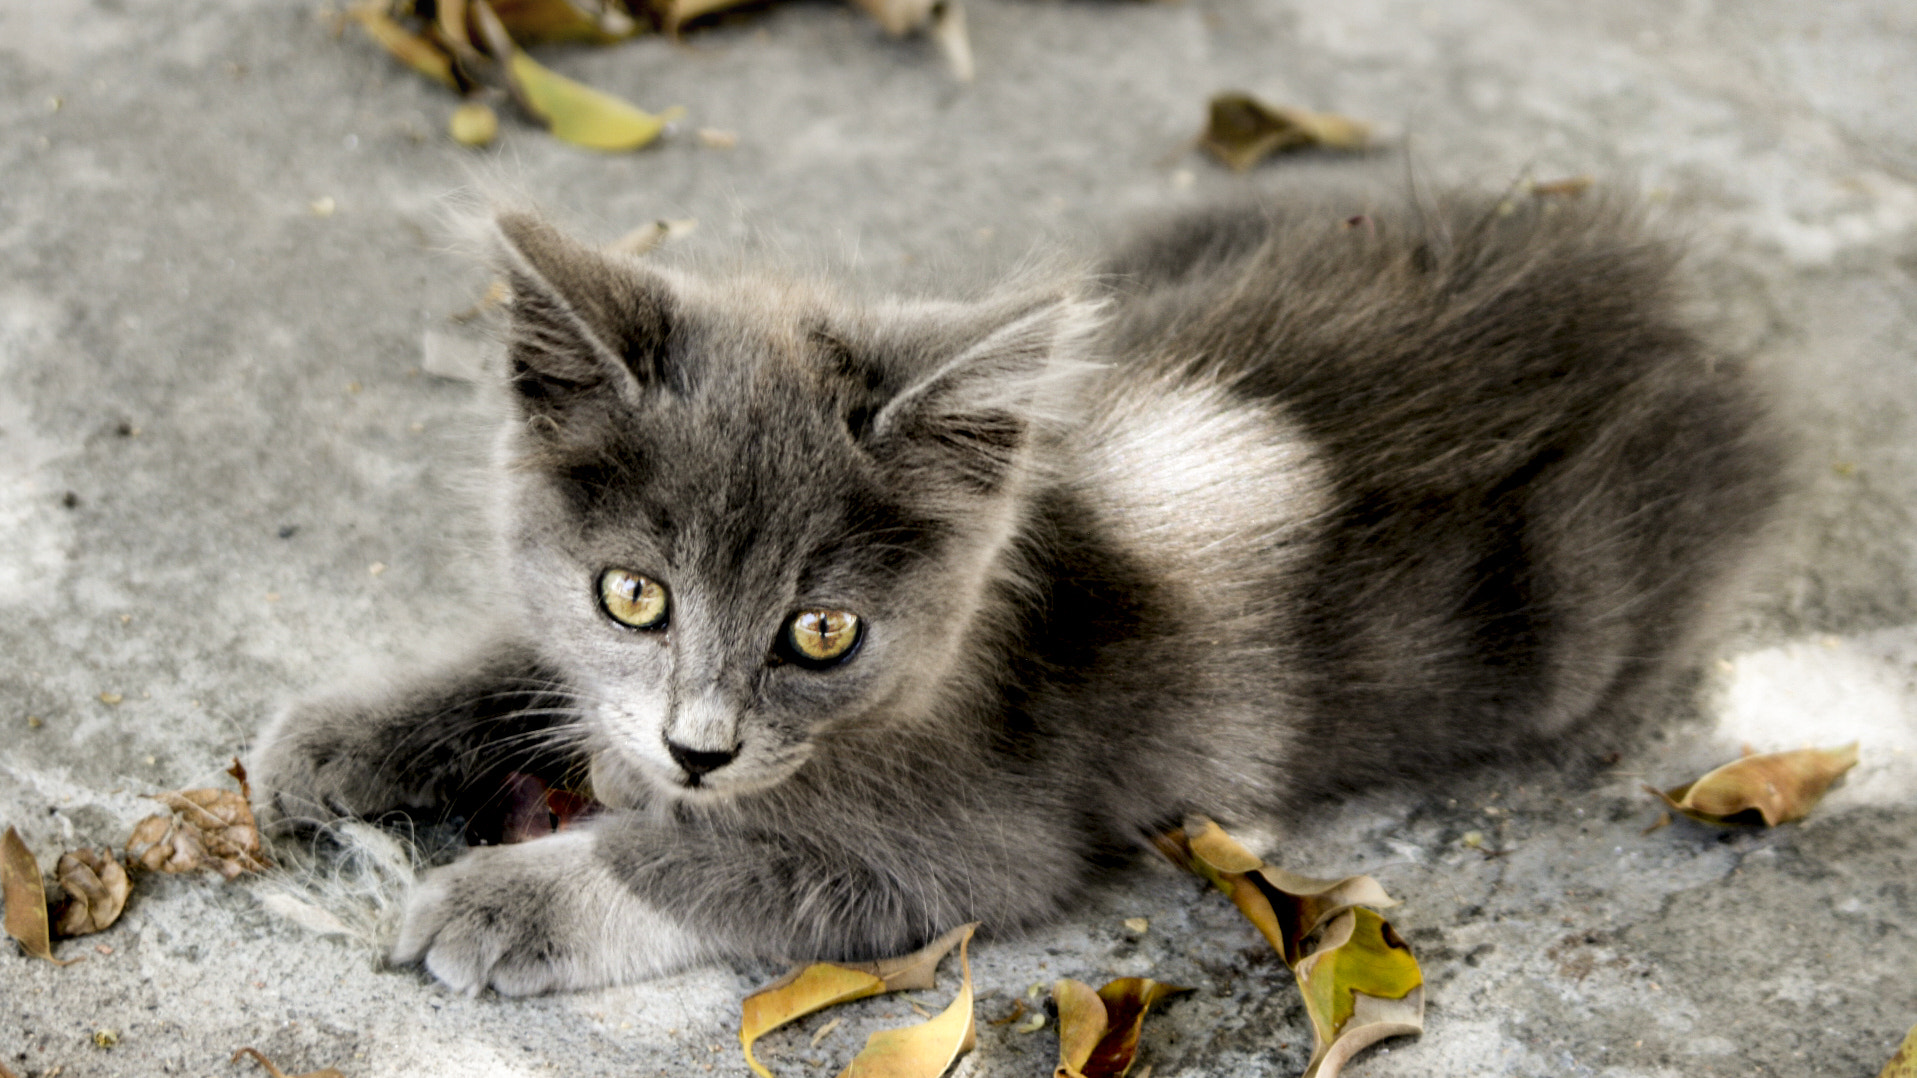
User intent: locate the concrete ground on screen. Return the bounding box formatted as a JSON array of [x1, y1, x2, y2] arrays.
[[4, 0, 1916, 1075]]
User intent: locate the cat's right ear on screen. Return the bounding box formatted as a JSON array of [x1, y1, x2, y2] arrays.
[[491, 212, 673, 418]]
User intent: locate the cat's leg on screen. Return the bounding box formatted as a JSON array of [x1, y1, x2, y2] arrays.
[[250, 638, 580, 834], [391, 759, 1099, 994]]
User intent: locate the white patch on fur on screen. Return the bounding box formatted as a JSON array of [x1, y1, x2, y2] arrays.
[[1074, 375, 1329, 603]]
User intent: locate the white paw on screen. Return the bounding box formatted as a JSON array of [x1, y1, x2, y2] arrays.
[[391, 830, 703, 995]]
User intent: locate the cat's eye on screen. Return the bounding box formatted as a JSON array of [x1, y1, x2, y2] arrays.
[[782, 609, 861, 667], [599, 569, 669, 630]]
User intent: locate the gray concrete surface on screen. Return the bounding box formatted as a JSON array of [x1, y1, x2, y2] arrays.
[[4, 0, 1917, 1075]]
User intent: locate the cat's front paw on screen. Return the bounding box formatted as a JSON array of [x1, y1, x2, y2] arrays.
[[392, 831, 704, 995]]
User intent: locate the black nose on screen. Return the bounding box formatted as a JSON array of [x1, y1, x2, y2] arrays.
[[665, 740, 737, 777]]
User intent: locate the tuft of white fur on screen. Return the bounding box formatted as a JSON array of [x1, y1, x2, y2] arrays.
[[253, 819, 422, 956]]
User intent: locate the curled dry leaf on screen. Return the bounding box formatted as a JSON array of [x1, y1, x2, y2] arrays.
[[1198, 93, 1370, 172], [1646, 743, 1859, 827], [488, 0, 639, 44], [473, 0, 682, 152], [1052, 977, 1190, 1078], [54, 848, 130, 937], [348, 3, 458, 87], [1167, 816, 1397, 966], [1158, 817, 1421, 1076], [231, 1046, 348, 1078], [740, 923, 976, 1078], [656, 0, 762, 37], [1294, 909, 1423, 1078], [126, 784, 269, 880], [3, 827, 73, 965], [839, 925, 977, 1078], [1880, 1023, 1917, 1078]]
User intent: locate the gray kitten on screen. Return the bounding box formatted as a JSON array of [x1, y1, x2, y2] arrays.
[[250, 193, 1785, 996]]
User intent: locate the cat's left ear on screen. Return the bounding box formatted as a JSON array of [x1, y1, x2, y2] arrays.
[[867, 293, 1104, 493], [491, 212, 674, 416]]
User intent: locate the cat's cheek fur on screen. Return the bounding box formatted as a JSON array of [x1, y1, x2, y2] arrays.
[[392, 829, 705, 996]]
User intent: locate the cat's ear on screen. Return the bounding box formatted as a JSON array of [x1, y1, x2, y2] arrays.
[[492, 212, 673, 414], [867, 294, 1103, 493]]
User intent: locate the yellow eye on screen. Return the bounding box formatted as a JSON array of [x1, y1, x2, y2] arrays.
[[785, 609, 860, 665], [599, 569, 668, 629]]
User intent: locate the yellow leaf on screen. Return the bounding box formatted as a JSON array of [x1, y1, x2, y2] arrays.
[[507, 50, 679, 150], [740, 924, 974, 1078], [3, 827, 73, 965], [1053, 977, 1190, 1078], [1176, 817, 1397, 965], [838, 926, 977, 1078], [1294, 909, 1424, 1078], [1879, 1023, 1917, 1078], [348, 3, 458, 88], [1198, 93, 1370, 172], [1647, 743, 1859, 827], [450, 102, 500, 146]]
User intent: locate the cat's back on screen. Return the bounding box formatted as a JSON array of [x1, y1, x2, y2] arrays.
[[1058, 193, 1786, 802]]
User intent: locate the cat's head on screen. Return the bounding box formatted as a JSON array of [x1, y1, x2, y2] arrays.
[[487, 213, 1100, 802]]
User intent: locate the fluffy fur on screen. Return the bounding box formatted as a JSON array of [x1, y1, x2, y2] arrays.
[[250, 192, 1786, 995]]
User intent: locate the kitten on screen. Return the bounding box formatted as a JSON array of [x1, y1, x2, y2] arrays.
[[250, 192, 1786, 996]]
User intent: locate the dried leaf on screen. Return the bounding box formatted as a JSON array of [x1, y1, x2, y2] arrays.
[[348, 3, 458, 88], [1053, 977, 1190, 1078], [1647, 743, 1859, 827], [126, 783, 270, 880], [740, 923, 975, 1078], [54, 848, 130, 937], [3, 827, 73, 964], [450, 101, 500, 146], [1294, 910, 1424, 1078], [473, 0, 681, 152], [231, 1046, 348, 1078], [1198, 92, 1370, 171], [1176, 817, 1397, 965], [489, 0, 639, 44], [838, 925, 976, 1078], [1881, 1023, 1917, 1078]]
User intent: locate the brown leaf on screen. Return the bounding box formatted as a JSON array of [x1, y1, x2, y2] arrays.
[[348, 3, 459, 88], [1053, 977, 1190, 1078], [3, 827, 74, 965], [1159, 818, 1422, 1075], [845, 0, 972, 80], [489, 0, 639, 44], [1880, 1023, 1917, 1078], [1198, 93, 1370, 171], [1175, 817, 1397, 965], [54, 848, 130, 937], [654, 0, 762, 37], [230, 1046, 348, 1078], [1646, 743, 1859, 827], [125, 782, 270, 880], [838, 925, 976, 1078], [740, 924, 975, 1078]]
